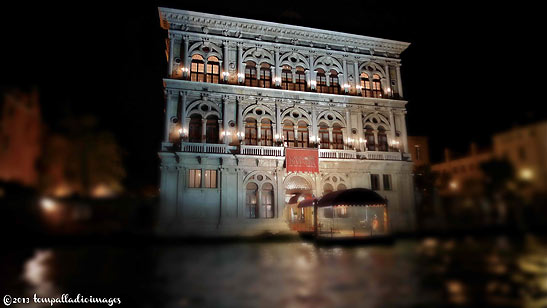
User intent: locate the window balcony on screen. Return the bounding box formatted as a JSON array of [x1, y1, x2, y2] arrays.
[[318, 149, 357, 159], [179, 142, 404, 161], [357, 151, 402, 161], [240, 145, 285, 157], [181, 142, 234, 154]]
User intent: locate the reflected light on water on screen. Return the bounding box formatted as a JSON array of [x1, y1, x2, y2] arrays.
[[23, 249, 55, 296]]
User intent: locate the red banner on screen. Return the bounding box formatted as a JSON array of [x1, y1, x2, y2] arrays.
[[286, 148, 319, 173]]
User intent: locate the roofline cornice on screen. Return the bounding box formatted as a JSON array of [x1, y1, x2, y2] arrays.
[[158, 7, 410, 56]]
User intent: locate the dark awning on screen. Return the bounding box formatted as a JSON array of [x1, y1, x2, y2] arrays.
[[317, 188, 387, 207]]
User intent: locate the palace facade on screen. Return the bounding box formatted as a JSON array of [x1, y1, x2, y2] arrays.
[[157, 8, 415, 236]]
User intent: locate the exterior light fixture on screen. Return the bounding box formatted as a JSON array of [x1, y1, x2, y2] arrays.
[[40, 197, 56, 212], [519, 168, 534, 181]]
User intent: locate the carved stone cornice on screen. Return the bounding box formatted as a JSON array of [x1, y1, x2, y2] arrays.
[[158, 8, 410, 56]]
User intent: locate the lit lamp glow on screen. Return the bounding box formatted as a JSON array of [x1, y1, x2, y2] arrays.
[[449, 181, 458, 190], [40, 198, 56, 212], [519, 168, 534, 181]]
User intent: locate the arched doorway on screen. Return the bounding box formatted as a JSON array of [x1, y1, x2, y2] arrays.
[[284, 174, 314, 230]]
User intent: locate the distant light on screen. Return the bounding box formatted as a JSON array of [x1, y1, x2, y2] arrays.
[[40, 198, 56, 212], [519, 168, 534, 181], [449, 181, 458, 190]]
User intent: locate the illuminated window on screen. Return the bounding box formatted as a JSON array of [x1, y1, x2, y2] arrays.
[[245, 118, 258, 145], [372, 74, 382, 98], [360, 72, 371, 97], [319, 123, 329, 148], [259, 64, 272, 88], [365, 126, 376, 151], [188, 169, 202, 188], [283, 120, 295, 147], [377, 126, 388, 151], [190, 54, 205, 82], [260, 118, 273, 146], [383, 174, 392, 191], [328, 70, 340, 94], [244, 62, 258, 87], [205, 115, 219, 143], [204, 170, 217, 188], [281, 65, 294, 90], [332, 124, 344, 149], [316, 69, 327, 93], [246, 183, 258, 218], [188, 115, 202, 143], [296, 121, 309, 148], [206, 56, 220, 84], [295, 67, 306, 91], [261, 183, 274, 218], [335, 206, 348, 218], [371, 174, 380, 191]]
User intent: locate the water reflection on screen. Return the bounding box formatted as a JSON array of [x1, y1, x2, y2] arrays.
[[2, 236, 547, 307]]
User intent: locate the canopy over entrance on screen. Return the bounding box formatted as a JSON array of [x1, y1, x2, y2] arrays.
[[317, 188, 386, 207]]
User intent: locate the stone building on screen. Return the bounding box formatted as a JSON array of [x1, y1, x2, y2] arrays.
[[157, 8, 415, 236]]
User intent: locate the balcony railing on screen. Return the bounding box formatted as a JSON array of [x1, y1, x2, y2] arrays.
[[240, 145, 285, 157], [178, 142, 403, 160], [357, 151, 402, 161], [181, 142, 233, 154], [318, 149, 357, 159]]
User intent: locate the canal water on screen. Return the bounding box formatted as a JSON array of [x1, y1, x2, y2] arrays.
[[2, 235, 547, 307]]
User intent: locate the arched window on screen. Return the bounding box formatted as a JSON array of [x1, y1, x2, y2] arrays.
[[316, 69, 327, 93], [332, 124, 344, 149], [244, 118, 258, 145], [190, 55, 205, 82], [283, 120, 295, 147], [205, 115, 219, 143], [259, 63, 272, 88], [328, 70, 340, 94], [260, 118, 273, 146], [246, 182, 258, 218], [337, 183, 347, 191], [372, 74, 382, 98], [319, 123, 329, 148], [244, 61, 258, 87], [323, 183, 334, 195], [296, 121, 309, 148], [188, 115, 202, 143], [377, 126, 388, 151], [365, 125, 376, 151], [281, 65, 294, 90], [295, 67, 306, 91], [261, 183, 274, 218], [360, 72, 371, 97], [206, 56, 220, 84]]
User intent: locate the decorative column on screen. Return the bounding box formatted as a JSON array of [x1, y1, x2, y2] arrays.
[[223, 97, 229, 145], [201, 118, 207, 143], [237, 43, 244, 83], [400, 111, 409, 153], [328, 127, 333, 149], [342, 59, 348, 93], [257, 120, 262, 146], [345, 110, 352, 142], [182, 35, 189, 79], [237, 97, 244, 144], [275, 102, 282, 141], [223, 41, 229, 82], [357, 110, 365, 152], [311, 106, 317, 145], [274, 46, 281, 87], [353, 61, 360, 89], [168, 32, 175, 77], [396, 63, 403, 98], [181, 92, 188, 142], [388, 109, 396, 150], [384, 63, 391, 97]]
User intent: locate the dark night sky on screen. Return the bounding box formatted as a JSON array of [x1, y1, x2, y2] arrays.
[[0, 1, 540, 190]]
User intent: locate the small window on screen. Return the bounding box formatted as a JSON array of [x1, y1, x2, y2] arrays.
[[323, 207, 333, 218], [188, 169, 202, 188], [204, 170, 217, 188], [371, 174, 380, 191], [383, 174, 392, 191]]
